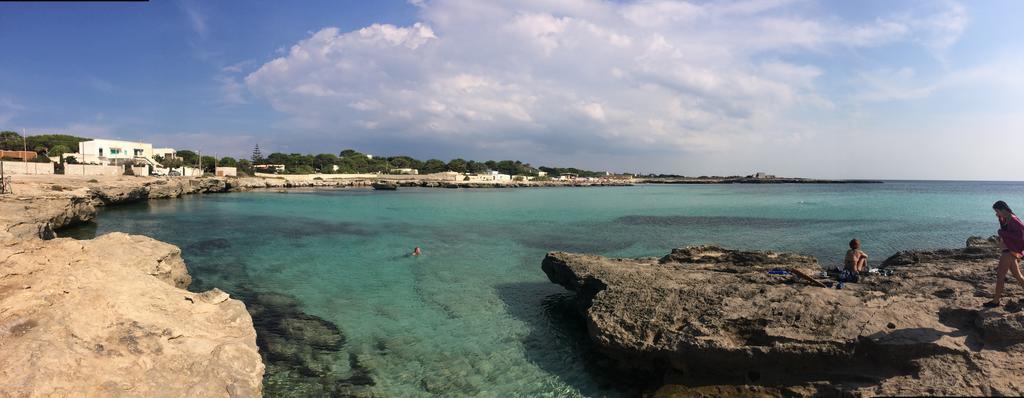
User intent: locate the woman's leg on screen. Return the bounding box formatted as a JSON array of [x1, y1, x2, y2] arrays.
[[1007, 256, 1024, 287], [993, 253, 1012, 303]]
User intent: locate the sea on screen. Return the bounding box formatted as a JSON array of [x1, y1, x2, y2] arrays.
[[62, 181, 1024, 397]]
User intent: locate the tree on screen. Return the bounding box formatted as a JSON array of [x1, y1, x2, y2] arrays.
[[0, 131, 23, 150], [177, 150, 199, 165], [388, 156, 411, 169], [26, 134, 89, 153], [219, 157, 238, 167], [237, 159, 254, 176], [484, 160, 497, 170], [421, 159, 446, 174], [339, 149, 363, 158], [314, 153, 339, 172], [447, 158, 467, 173], [467, 160, 488, 173], [201, 156, 217, 172], [48, 144, 72, 157], [252, 144, 263, 164], [266, 152, 290, 165], [65, 156, 79, 164], [161, 158, 184, 168]]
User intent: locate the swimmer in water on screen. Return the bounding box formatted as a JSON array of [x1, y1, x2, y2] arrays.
[[412, 246, 422, 256]]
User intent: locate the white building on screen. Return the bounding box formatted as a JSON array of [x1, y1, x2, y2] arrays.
[[63, 139, 173, 171], [391, 168, 419, 175], [154, 147, 177, 159]]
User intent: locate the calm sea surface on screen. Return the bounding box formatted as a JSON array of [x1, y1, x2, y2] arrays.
[[63, 181, 1024, 396]]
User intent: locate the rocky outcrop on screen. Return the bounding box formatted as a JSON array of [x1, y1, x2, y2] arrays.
[[0, 232, 263, 397], [542, 240, 1024, 396], [0, 196, 96, 242]]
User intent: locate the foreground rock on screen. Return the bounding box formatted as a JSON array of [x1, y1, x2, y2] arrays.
[[542, 241, 1024, 396], [0, 232, 263, 397]]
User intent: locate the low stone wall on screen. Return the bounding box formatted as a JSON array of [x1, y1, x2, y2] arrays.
[[0, 161, 54, 175], [63, 164, 122, 176], [131, 166, 149, 176]]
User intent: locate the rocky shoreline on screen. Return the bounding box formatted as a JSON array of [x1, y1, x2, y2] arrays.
[[0, 176, 280, 396], [542, 239, 1024, 396], [639, 177, 884, 184], [0, 174, 449, 396]]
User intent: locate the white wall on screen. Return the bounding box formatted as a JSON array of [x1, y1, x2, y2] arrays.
[[0, 161, 54, 175], [63, 164, 122, 176], [131, 166, 149, 176], [215, 167, 237, 177]]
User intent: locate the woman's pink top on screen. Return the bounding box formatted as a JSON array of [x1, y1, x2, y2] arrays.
[[999, 214, 1024, 256]]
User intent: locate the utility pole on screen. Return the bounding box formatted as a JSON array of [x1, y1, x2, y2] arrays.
[[22, 128, 27, 167]]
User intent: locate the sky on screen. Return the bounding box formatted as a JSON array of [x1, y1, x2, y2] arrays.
[[1, 0, 1023, 180]]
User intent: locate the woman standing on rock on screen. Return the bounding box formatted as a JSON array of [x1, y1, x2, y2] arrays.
[[985, 201, 1024, 308]]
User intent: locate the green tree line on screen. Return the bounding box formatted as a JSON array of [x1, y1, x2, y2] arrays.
[[166, 147, 603, 177], [0, 131, 89, 158]]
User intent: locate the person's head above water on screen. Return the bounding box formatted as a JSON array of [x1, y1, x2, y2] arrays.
[[849, 239, 860, 250], [413, 246, 421, 255]]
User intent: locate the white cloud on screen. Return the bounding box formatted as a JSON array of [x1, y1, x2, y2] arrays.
[[182, 1, 208, 38], [216, 75, 248, 105], [245, 0, 969, 157]]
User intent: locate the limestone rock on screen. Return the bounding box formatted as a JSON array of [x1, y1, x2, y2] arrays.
[[0, 234, 263, 397], [542, 241, 1024, 396]]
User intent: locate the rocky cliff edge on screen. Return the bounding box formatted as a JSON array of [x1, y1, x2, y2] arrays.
[[542, 239, 1024, 396], [0, 233, 263, 397]]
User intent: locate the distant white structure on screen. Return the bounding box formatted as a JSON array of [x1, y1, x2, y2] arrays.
[[215, 167, 237, 177], [62, 139, 174, 173], [391, 168, 419, 175], [537, 171, 548, 177], [153, 147, 177, 159], [255, 164, 286, 173], [753, 172, 776, 179]]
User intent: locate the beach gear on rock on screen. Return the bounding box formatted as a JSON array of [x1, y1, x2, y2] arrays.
[[790, 268, 828, 288], [767, 269, 790, 275]]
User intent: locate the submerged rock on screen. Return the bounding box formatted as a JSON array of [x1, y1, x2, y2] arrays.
[[542, 239, 1024, 396], [242, 290, 373, 397], [187, 237, 232, 254]]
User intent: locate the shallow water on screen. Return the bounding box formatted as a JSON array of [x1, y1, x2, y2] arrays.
[[62, 182, 1024, 396]]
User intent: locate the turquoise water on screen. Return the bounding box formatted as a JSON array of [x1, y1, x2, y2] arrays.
[[63, 182, 1024, 396]]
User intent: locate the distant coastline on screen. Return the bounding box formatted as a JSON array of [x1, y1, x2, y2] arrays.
[[638, 176, 884, 184]]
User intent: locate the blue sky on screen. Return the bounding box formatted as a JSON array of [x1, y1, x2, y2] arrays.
[[1, 0, 1023, 179]]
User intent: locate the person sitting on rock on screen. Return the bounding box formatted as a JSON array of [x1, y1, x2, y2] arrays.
[[985, 201, 1024, 308], [845, 239, 868, 274]]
